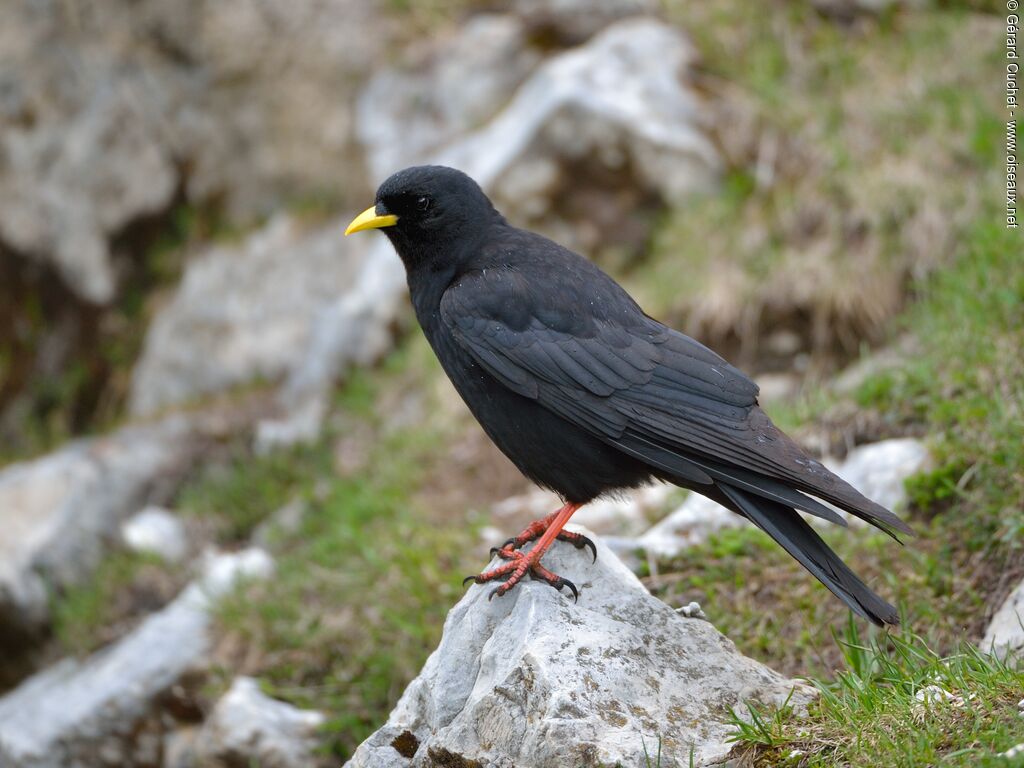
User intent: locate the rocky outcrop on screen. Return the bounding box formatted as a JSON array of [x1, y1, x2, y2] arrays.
[[0, 415, 203, 647], [356, 14, 542, 185], [191, 677, 325, 768], [0, 0, 397, 305], [0, 2, 182, 304], [439, 18, 720, 207], [361, 17, 720, 250], [0, 549, 274, 768], [346, 534, 813, 768], [128, 215, 371, 416]]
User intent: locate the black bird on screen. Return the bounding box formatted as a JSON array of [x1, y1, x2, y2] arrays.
[[345, 165, 912, 626]]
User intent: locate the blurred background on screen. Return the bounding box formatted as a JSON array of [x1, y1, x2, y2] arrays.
[[0, 0, 1020, 765]]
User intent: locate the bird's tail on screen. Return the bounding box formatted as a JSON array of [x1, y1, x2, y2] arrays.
[[717, 484, 899, 627]]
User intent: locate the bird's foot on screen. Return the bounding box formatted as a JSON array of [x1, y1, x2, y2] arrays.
[[463, 548, 579, 602], [492, 511, 596, 563]]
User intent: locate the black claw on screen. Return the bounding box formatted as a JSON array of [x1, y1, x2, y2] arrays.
[[557, 577, 579, 603], [462, 575, 479, 588], [488, 586, 503, 601], [557, 533, 598, 563], [502, 537, 516, 550], [579, 535, 598, 564], [489, 546, 500, 558]]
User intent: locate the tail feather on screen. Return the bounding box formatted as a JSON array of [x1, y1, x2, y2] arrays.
[[718, 483, 899, 627]]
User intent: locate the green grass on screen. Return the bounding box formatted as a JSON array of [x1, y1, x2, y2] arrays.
[[729, 621, 1024, 767], [50, 550, 183, 657], [177, 443, 325, 544]]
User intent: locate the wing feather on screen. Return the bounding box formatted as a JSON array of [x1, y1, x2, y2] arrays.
[[440, 266, 912, 536]]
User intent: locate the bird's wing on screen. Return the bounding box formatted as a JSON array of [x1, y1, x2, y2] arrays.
[[440, 264, 912, 537]]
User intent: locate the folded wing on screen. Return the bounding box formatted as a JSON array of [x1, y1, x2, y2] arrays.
[[441, 264, 912, 540]]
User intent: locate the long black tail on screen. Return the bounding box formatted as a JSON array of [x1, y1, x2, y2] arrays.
[[716, 484, 899, 626]]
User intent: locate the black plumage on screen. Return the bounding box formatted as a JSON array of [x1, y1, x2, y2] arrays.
[[345, 165, 912, 626]]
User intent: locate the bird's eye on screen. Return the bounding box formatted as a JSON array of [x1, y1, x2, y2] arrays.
[[416, 196, 431, 211]]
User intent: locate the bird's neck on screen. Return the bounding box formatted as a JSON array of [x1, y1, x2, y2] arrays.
[[395, 226, 496, 316]]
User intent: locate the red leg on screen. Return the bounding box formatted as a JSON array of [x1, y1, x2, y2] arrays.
[[467, 502, 588, 601], [491, 509, 596, 562]]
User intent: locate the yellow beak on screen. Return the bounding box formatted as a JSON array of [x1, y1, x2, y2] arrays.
[[344, 205, 398, 236]]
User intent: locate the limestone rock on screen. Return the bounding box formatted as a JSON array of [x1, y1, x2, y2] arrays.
[[345, 534, 812, 768], [0, 3, 182, 303], [436, 18, 720, 218], [121, 506, 190, 563], [274, 235, 408, 417], [0, 549, 274, 768], [0, 415, 201, 645], [357, 14, 542, 183], [983, 577, 1024, 659], [491, 484, 678, 539], [630, 492, 748, 561], [0, 0, 397, 303], [129, 215, 370, 415], [193, 677, 325, 768], [361, 16, 721, 224], [824, 438, 930, 520]]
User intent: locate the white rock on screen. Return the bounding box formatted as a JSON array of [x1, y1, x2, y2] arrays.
[[0, 414, 200, 644], [121, 506, 189, 563], [345, 533, 813, 768], [491, 488, 562, 522], [0, 0, 398, 303], [163, 726, 200, 768], [435, 18, 720, 208], [609, 438, 926, 563], [193, 677, 325, 768], [492, 484, 677, 539], [277, 236, 408, 413], [676, 601, 707, 620], [0, 48, 178, 304], [914, 685, 963, 708], [632, 493, 748, 560], [0, 548, 273, 768], [983, 577, 1024, 659], [825, 438, 931, 520], [999, 742, 1024, 759], [197, 547, 276, 599], [357, 15, 541, 182], [129, 215, 370, 416]]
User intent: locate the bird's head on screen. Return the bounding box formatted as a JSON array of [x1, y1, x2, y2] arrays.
[[345, 165, 503, 267]]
